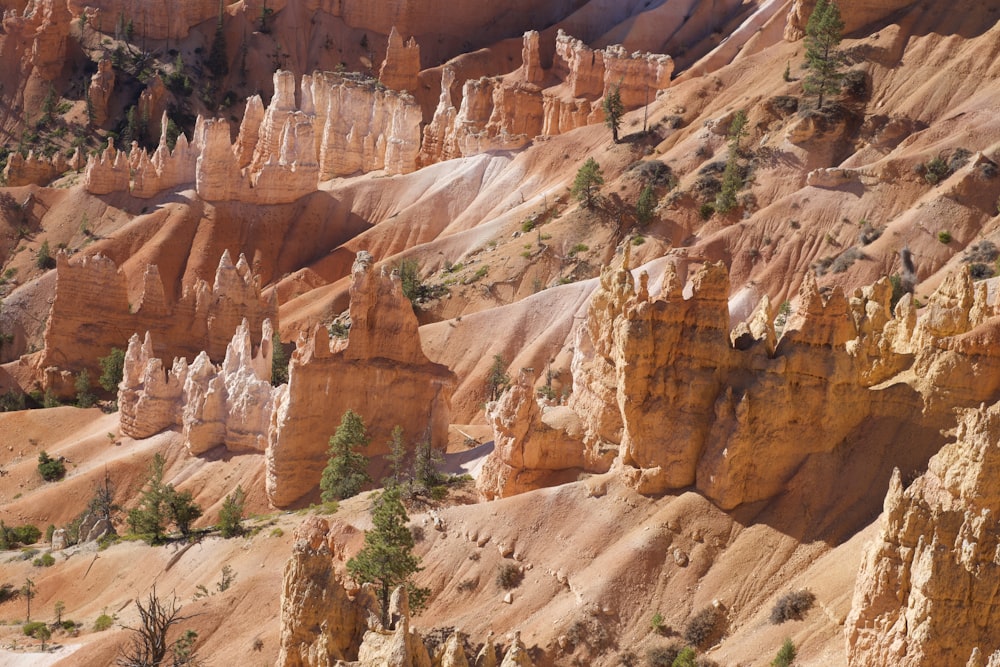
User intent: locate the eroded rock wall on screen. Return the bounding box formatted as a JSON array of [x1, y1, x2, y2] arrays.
[[419, 30, 673, 165], [478, 257, 999, 508], [847, 402, 1000, 666], [40, 250, 276, 386]]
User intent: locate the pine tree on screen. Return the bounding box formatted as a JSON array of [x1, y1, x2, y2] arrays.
[[347, 487, 428, 628], [384, 425, 407, 488], [636, 183, 657, 226], [128, 454, 169, 543], [320, 410, 371, 501], [602, 84, 624, 143], [715, 110, 748, 214], [98, 347, 125, 392], [572, 158, 605, 209], [218, 485, 246, 538], [803, 0, 845, 109]]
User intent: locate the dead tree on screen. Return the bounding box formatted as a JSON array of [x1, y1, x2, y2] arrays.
[[116, 588, 200, 667]]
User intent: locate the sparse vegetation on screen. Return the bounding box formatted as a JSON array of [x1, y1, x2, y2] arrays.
[[99, 347, 125, 393], [75, 368, 95, 407], [636, 183, 658, 225], [117, 589, 200, 667], [684, 605, 721, 648], [715, 110, 748, 214], [772, 638, 797, 667], [937, 230, 952, 244], [347, 486, 429, 627], [486, 354, 510, 401], [646, 641, 683, 667], [496, 563, 523, 590], [572, 158, 604, 209], [127, 453, 203, 544], [271, 332, 289, 385], [37, 451, 66, 482], [770, 589, 816, 624], [923, 156, 950, 185], [218, 486, 246, 538], [320, 409, 371, 501], [94, 610, 115, 631], [603, 84, 624, 143], [802, 0, 845, 109], [32, 552, 55, 567], [36, 240, 55, 270]]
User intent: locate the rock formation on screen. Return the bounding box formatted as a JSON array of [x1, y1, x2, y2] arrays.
[[784, 0, 916, 41], [379, 26, 421, 93], [2, 148, 82, 187], [2, 0, 70, 81], [115, 250, 454, 507], [40, 250, 276, 388], [87, 58, 115, 127], [65, 0, 218, 41], [477, 254, 1000, 507], [266, 251, 455, 507], [419, 30, 672, 165], [276, 517, 532, 666], [86, 70, 420, 201], [118, 319, 274, 452], [276, 517, 376, 667], [846, 401, 1000, 666]]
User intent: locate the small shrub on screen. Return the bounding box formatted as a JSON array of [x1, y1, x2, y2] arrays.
[[32, 553, 55, 567], [969, 262, 995, 280], [36, 240, 55, 270], [216, 564, 235, 592], [831, 247, 864, 273], [0, 583, 18, 602], [75, 369, 95, 408], [698, 203, 715, 220], [672, 647, 697, 667], [93, 611, 114, 631], [568, 243, 589, 257], [651, 611, 668, 635], [37, 451, 66, 482], [11, 524, 42, 545], [22, 620, 47, 637], [456, 578, 476, 592], [98, 347, 125, 392], [496, 563, 523, 590], [938, 230, 952, 244], [684, 606, 721, 648], [924, 156, 950, 185], [770, 589, 816, 624], [963, 240, 999, 264], [218, 486, 246, 538], [858, 221, 883, 246], [772, 638, 796, 667], [270, 527, 284, 538], [646, 641, 683, 667]]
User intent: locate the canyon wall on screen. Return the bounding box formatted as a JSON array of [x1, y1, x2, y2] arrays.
[[478, 256, 1000, 508], [40, 250, 276, 384], [784, 0, 916, 41], [2, 148, 82, 187]]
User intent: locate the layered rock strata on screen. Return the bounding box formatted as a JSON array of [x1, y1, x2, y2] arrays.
[[40, 250, 276, 384], [846, 402, 1000, 665], [419, 30, 673, 165], [266, 252, 456, 507], [64, 0, 217, 41], [478, 255, 1000, 507]]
